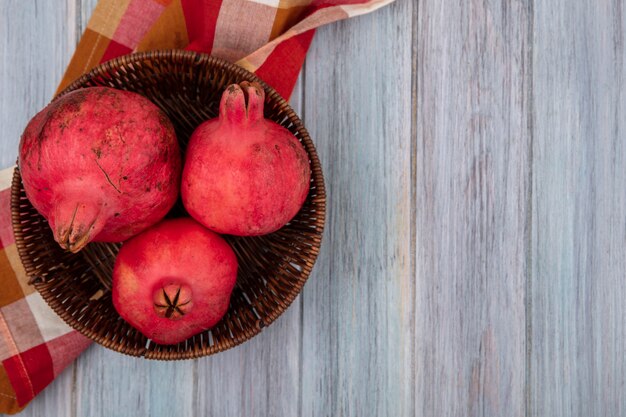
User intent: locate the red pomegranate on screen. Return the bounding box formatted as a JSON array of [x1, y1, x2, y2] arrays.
[[19, 87, 181, 252], [112, 218, 238, 345], [182, 82, 310, 236]]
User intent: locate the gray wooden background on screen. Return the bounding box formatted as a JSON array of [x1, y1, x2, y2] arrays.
[[1, 0, 625, 416]]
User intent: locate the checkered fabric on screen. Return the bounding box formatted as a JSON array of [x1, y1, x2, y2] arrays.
[[0, 0, 394, 413], [0, 167, 92, 414]]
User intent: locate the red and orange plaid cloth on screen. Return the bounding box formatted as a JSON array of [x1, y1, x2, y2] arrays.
[[0, 0, 393, 413]]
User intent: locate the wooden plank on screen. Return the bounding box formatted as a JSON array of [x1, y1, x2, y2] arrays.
[[299, 1, 414, 416], [193, 303, 302, 416], [414, 1, 531, 416], [74, 346, 194, 417], [192, 75, 305, 417], [0, 0, 77, 415], [0, 0, 78, 169], [530, 1, 626, 416]]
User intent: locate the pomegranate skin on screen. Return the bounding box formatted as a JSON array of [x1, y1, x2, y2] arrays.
[[19, 87, 181, 252], [181, 82, 310, 236], [112, 218, 238, 345]]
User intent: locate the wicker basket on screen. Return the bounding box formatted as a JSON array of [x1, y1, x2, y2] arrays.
[[10, 50, 325, 360]]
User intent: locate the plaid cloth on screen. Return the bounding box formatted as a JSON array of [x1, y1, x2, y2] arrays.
[[0, 0, 394, 413], [0, 167, 92, 414]]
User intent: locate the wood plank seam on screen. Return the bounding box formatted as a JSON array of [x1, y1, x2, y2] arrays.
[[410, 0, 419, 416], [525, 0, 535, 415]]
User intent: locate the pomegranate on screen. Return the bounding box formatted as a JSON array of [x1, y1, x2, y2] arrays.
[[181, 82, 310, 236], [19, 87, 181, 252], [112, 218, 238, 345]]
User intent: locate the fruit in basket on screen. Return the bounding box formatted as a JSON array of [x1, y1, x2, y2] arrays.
[[181, 82, 310, 236], [19, 87, 181, 253], [112, 218, 238, 345]]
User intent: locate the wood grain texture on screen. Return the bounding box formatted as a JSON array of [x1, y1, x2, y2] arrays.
[[300, 1, 414, 416], [194, 302, 302, 417], [5, 0, 626, 416], [530, 1, 626, 416], [0, 0, 78, 168], [414, 1, 531, 416], [74, 346, 194, 417], [0, 1, 77, 415]]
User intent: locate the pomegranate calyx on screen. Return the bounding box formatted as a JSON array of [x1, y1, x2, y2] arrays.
[[153, 283, 193, 320]]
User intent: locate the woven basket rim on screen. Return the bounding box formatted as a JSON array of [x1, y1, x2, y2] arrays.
[[11, 50, 326, 360]]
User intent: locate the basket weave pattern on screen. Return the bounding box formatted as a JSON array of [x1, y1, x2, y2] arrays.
[[11, 50, 326, 360]]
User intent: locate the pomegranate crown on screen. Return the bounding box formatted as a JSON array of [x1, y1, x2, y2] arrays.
[[219, 81, 266, 125]]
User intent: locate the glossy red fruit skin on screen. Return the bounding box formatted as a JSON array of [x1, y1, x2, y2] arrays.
[[112, 218, 238, 345], [19, 87, 181, 252], [181, 82, 310, 236]]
